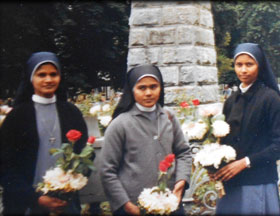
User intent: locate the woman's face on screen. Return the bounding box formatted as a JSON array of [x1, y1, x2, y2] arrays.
[[32, 63, 61, 98], [133, 76, 161, 107], [234, 54, 259, 87]]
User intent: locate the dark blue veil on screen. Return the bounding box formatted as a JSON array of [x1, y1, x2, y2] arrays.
[[233, 43, 280, 94], [112, 64, 165, 119], [13, 52, 67, 106]]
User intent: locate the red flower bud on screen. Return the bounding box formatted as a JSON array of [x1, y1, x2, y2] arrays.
[[87, 136, 96, 144], [66, 129, 82, 142], [165, 154, 175, 164], [180, 101, 189, 108], [159, 160, 171, 172], [192, 99, 200, 106]]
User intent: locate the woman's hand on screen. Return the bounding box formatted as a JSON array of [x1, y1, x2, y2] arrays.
[[38, 195, 67, 214], [172, 180, 186, 202], [124, 201, 140, 215], [214, 158, 247, 182]]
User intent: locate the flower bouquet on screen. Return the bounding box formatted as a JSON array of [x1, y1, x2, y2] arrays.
[[36, 130, 96, 203], [183, 105, 236, 197], [89, 103, 114, 136], [138, 154, 179, 215]]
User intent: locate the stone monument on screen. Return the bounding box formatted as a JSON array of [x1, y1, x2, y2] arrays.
[[127, 1, 219, 105]]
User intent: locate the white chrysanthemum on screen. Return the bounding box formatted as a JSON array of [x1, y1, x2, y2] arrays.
[[98, 115, 112, 127], [89, 104, 101, 116], [42, 167, 70, 192], [182, 120, 208, 141], [212, 120, 230, 138], [138, 186, 179, 215], [40, 167, 88, 193], [194, 143, 236, 169], [102, 104, 111, 112], [68, 171, 88, 190], [198, 105, 221, 117]]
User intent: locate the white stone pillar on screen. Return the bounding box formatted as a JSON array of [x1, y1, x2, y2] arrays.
[[127, 1, 219, 104]]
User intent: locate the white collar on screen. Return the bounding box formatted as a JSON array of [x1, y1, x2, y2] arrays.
[[239, 83, 254, 93], [32, 94, 56, 104], [135, 103, 156, 112]]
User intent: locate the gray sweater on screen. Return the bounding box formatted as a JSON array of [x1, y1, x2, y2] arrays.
[[100, 104, 192, 211]]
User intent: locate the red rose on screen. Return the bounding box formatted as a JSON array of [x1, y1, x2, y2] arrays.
[[66, 129, 82, 142], [87, 136, 96, 144], [180, 101, 189, 108], [192, 99, 200, 106], [165, 154, 175, 164], [159, 160, 171, 172]]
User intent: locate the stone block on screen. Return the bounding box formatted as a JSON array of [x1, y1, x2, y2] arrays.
[[180, 66, 196, 84], [164, 86, 198, 105], [177, 26, 195, 45], [129, 29, 147, 46], [147, 47, 160, 64], [132, 1, 164, 8], [176, 6, 199, 25], [176, 46, 197, 64], [195, 47, 217, 66], [162, 47, 176, 64], [180, 66, 217, 84], [162, 5, 199, 25], [159, 66, 179, 86], [162, 46, 197, 64], [197, 1, 212, 10], [164, 85, 219, 105], [194, 28, 215, 46], [129, 8, 161, 26], [199, 9, 214, 28], [196, 85, 219, 103], [127, 48, 147, 66], [149, 27, 176, 45]]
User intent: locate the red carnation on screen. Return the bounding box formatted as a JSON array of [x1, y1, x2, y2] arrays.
[[66, 129, 82, 142], [180, 101, 189, 108], [87, 136, 96, 145], [192, 99, 200, 106], [165, 154, 175, 164], [159, 160, 171, 172]]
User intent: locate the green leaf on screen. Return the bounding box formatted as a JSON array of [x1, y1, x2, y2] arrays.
[[79, 146, 94, 158], [72, 159, 80, 171], [211, 114, 225, 123], [87, 164, 96, 171]]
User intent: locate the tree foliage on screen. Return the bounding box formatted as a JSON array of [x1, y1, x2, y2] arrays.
[[212, 1, 280, 85], [0, 1, 130, 99]]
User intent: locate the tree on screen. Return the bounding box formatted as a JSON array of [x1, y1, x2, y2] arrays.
[[0, 1, 130, 99], [212, 1, 280, 84]]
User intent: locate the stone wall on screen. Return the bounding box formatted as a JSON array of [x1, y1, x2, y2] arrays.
[[127, 1, 219, 105]]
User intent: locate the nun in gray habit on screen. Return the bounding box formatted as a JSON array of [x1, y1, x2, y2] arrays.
[[0, 52, 88, 215], [100, 64, 192, 215], [214, 43, 280, 215]]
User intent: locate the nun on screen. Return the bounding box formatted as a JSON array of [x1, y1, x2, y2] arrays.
[[100, 64, 192, 215], [214, 43, 280, 215], [0, 51, 88, 215]]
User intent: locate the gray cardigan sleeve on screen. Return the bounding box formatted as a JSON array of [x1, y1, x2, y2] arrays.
[[99, 115, 130, 212], [166, 107, 192, 185]]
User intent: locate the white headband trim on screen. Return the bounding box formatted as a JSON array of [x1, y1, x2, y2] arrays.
[[30, 60, 60, 82], [136, 74, 159, 83], [234, 52, 259, 65], [133, 74, 160, 92]]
